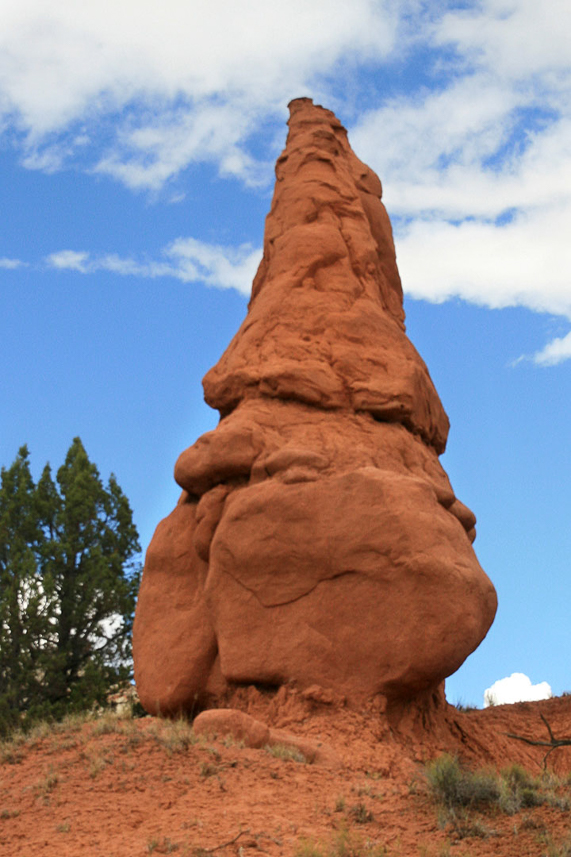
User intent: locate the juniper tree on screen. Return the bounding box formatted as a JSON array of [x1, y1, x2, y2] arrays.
[[0, 446, 46, 732], [0, 438, 140, 733]]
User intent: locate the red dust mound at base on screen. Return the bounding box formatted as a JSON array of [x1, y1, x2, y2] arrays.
[[2, 691, 571, 857]]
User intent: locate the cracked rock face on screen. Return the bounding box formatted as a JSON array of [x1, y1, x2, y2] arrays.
[[133, 98, 497, 713]]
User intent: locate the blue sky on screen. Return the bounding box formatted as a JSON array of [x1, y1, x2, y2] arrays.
[[1, 0, 570, 708]]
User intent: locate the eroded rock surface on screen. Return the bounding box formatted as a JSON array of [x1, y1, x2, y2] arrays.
[[133, 98, 497, 715]]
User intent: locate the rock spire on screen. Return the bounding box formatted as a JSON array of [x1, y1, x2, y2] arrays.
[[133, 98, 497, 713]]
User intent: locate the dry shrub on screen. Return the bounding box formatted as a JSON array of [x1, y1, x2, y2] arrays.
[[295, 826, 388, 857], [265, 743, 306, 763], [425, 754, 499, 810]]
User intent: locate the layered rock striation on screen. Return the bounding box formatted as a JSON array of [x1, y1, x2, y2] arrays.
[[133, 98, 497, 714]]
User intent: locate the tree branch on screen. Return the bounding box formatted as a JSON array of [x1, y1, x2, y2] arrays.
[[506, 715, 571, 770]]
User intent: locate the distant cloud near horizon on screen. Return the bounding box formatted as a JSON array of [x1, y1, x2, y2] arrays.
[[484, 673, 552, 707]]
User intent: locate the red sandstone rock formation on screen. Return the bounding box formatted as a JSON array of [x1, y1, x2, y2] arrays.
[[133, 98, 497, 715]]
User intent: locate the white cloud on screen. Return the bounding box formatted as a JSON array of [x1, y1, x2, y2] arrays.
[[43, 238, 261, 296], [164, 238, 259, 294], [2, 1, 571, 362], [347, 1, 571, 363], [47, 250, 90, 272], [532, 331, 571, 366], [0, 0, 397, 187], [436, 0, 571, 81], [93, 103, 265, 191], [395, 207, 571, 367], [0, 257, 24, 269], [395, 205, 571, 320], [484, 672, 552, 707]]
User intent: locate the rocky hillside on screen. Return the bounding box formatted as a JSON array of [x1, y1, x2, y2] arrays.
[[2, 687, 571, 856]]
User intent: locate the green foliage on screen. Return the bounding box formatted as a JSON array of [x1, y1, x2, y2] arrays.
[[424, 754, 500, 810], [0, 439, 140, 735], [499, 764, 544, 814], [425, 754, 500, 839], [425, 755, 571, 841]]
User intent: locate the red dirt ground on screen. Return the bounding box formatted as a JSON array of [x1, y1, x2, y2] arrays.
[[1, 687, 571, 857]]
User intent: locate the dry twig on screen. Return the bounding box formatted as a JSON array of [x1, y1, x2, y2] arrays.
[[196, 828, 251, 854], [506, 715, 571, 770]]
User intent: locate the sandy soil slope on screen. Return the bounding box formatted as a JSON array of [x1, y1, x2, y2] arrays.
[[1, 687, 571, 857]]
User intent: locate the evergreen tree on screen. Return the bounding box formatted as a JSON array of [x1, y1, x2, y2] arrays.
[[0, 439, 140, 733], [0, 446, 46, 733]]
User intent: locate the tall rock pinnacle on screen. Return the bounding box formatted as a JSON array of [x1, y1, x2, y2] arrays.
[[133, 99, 497, 714], [203, 97, 449, 453]]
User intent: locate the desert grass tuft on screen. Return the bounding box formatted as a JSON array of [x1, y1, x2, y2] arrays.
[[88, 752, 110, 778], [0, 808, 20, 819], [498, 763, 545, 814], [35, 764, 59, 801], [0, 708, 126, 763], [221, 733, 245, 749], [426, 753, 571, 841], [540, 834, 571, 857], [425, 754, 499, 810], [150, 717, 197, 755], [147, 834, 180, 853], [349, 802, 374, 824], [426, 755, 500, 839], [265, 743, 307, 763], [199, 761, 219, 778], [91, 711, 131, 736], [295, 826, 388, 857]]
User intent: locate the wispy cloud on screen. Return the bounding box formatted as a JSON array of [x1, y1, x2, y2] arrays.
[[165, 238, 260, 293], [45, 239, 261, 296], [92, 104, 265, 191], [37, 199, 571, 364], [532, 331, 571, 366], [47, 250, 90, 272], [0, 0, 397, 189], [0, 257, 25, 269], [2, 1, 571, 361]]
